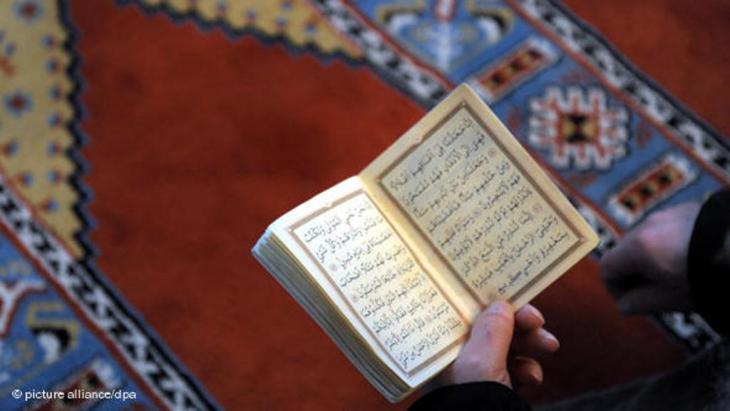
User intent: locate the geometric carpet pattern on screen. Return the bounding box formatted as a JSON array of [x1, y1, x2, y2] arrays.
[[133, 0, 730, 351], [1, 0, 728, 409]]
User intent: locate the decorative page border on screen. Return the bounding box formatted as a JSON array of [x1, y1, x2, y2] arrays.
[[376, 104, 584, 304], [288, 190, 467, 376]]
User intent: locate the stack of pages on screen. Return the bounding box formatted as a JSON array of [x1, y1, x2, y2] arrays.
[[253, 84, 598, 402]]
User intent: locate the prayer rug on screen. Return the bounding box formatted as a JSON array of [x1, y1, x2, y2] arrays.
[[2, 0, 728, 410], [0, 1, 217, 409], [130, 0, 729, 352]]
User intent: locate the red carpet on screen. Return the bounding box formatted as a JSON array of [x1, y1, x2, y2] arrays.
[[67, 0, 730, 408]]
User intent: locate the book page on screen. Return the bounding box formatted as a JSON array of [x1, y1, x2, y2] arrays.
[[288, 189, 468, 375], [361, 85, 598, 308]]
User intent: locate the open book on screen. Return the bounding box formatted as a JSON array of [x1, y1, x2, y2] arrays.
[[252, 84, 598, 402]]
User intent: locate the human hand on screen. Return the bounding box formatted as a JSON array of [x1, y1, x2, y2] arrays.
[[600, 202, 701, 315], [435, 301, 559, 390]]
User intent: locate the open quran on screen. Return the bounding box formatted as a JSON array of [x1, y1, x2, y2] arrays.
[[252, 84, 598, 402]]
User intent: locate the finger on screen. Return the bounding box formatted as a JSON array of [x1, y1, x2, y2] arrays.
[[651, 202, 700, 223], [615, 286, 676, 315], [515, 304, 545, 333], [450, 301, 515, 387], [600, 233, 655, 296], [509, 356, 543, 388], [464, 300, 515, 366], [604, 271, 654, 298], [600, 231, 642, 283], [511, 328, 560, 357], [600, 221, 668, 287]]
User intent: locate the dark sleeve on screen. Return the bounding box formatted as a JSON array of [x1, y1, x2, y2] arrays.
[[409, 382, 530, 411], [688, 189, 730, 337]]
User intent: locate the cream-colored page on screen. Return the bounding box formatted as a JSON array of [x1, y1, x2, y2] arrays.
[[271, 178, 468, 385], [361, 85, 598, 308]]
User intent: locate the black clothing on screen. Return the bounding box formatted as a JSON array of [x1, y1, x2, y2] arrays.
[[410, 382, 530, 411], [688, 190, 730, 337]]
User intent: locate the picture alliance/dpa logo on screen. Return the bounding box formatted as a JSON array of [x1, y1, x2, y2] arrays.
[[12, 388, 137, 402]]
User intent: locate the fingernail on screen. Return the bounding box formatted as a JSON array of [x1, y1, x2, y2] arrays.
[[487, 300, 511, 314], [539, 329, 560, 351], [529, 370, 543, 385], [526, 305, 545, 324]]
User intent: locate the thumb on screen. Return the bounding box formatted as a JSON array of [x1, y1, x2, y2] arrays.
[[445, 300, 515, 386], [465, 300, 515, 363]]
